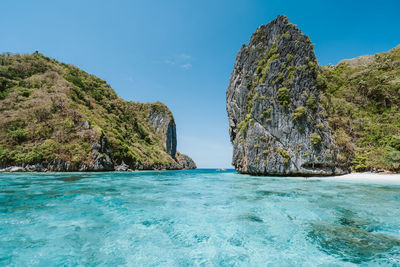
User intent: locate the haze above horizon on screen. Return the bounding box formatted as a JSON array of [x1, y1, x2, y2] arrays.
[[1, 0, 399, 168]]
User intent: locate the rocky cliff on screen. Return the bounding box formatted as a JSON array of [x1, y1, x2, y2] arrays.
[[0, 52, 196, 171], [148, 103, 177, 159], [176, 152, 197, 170], [226, 15, 347, 176]]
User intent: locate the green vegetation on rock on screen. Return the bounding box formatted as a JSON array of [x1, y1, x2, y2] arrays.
[[306, 93, 317, 110], [0, 52, 193, 170], [260, 108, 271, 120], [317, 45, 400, 172], [310, 133, 322, 146], [277, 87, 290, 107], [276, 148, 290, 164], [291, 106, 306, 121]]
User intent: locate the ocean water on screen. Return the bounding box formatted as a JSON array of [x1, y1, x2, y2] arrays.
[[1, 170, 400, 266]]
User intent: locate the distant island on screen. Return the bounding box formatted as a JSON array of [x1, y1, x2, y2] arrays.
[[0, 52, 196, 171], [226, 15, 400, 176]]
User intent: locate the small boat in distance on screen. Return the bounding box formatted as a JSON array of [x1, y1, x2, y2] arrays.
[[217, 168, 226, 171]]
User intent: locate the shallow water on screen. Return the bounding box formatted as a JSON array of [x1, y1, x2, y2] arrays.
[[1, 169, 400, 266]]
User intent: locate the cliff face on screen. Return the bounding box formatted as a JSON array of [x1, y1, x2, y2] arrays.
[[148, 104, 177, 159], [227, 15, 347, 176], [0, 52, 195, 171], [146, 102, 196, 170], [176, 152, 197, 170], [147, 104, 197, 169]]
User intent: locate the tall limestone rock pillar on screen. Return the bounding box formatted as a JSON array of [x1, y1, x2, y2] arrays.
[[226, 15, 348, 176]]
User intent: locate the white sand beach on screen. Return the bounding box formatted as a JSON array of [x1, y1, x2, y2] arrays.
[[319, 172, 400, 184]]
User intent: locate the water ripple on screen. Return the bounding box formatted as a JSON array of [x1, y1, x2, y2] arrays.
[[1, 170, 400, 265]]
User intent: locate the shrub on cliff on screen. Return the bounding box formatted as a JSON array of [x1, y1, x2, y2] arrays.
[[277, 87, 290, 107]]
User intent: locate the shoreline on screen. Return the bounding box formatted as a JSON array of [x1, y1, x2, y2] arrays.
[[317, 172, 400, 182], [0, 167, 196, 173], [1, 168, 399, 177]]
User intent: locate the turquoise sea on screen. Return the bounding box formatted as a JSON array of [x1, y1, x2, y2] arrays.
[[1, 169, 400, 266]]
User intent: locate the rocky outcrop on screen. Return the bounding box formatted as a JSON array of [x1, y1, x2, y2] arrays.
[[89, 133, 114, 170], [226, 15, 348, 176], [148, 103, 177, 159], [148, 103, 196, 170], [0, 134, 115, 172], [176, 152, 197, 169], [0, 105, 196, 172]]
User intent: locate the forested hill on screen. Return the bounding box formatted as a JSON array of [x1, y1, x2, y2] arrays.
[[317, 45, 400, 172], [0, 52, 196, 171]]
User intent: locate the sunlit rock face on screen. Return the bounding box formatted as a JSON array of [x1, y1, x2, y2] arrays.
[[148, 104, 177, 159], [148, 103, 196, 170], [226, 15, 348, 176]]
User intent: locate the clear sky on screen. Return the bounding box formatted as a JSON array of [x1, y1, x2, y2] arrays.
[[1, 0, 399, 168]]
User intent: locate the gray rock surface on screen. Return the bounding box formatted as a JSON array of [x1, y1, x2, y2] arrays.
[[9, 166, 25, 172], [149, 104, 177, 159], [115, 161, 130, 171], [81, 120, 90, 130], [176, 152, 197, 169], [148, 103, 196, 170], [226, 15, 348, 176], [90, 133, 114, 171]]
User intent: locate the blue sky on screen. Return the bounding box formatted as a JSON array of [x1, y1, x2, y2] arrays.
[[1, 0, 399, 168]]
